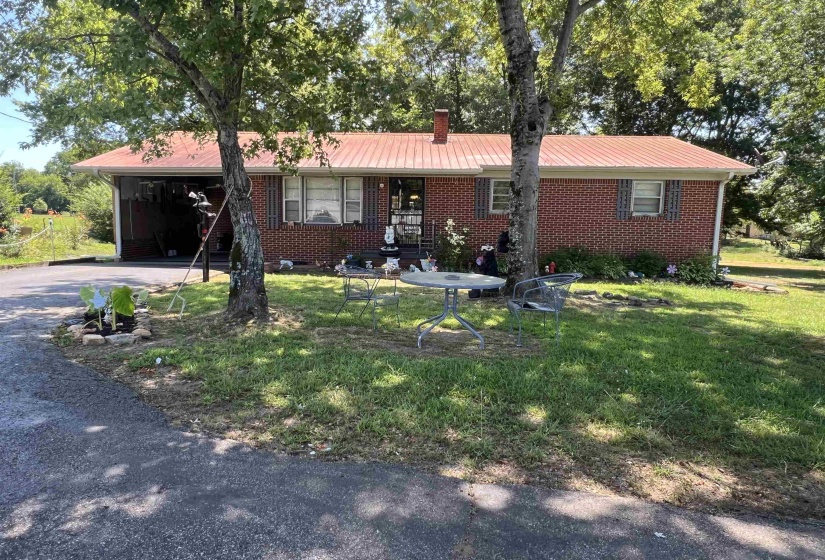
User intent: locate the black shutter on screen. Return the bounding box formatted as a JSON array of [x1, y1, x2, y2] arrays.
[[265, 176, 281, 229], [362, 176, 380, 231], [665, 179, 682, 221], [616, 179, 633, 220], [474, 177, 490, 219]]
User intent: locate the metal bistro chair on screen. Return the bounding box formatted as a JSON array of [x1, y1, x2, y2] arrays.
[[507, 273, 583, 347], [333, 266, 400, 331]]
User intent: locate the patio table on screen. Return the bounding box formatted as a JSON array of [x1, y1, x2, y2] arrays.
[[400, 272, 505, 349]]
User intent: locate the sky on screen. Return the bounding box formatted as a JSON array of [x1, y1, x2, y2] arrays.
[[0, 89, 60, 171]]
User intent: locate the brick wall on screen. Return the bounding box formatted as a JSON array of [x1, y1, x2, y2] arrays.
[[247, 175, 720, 263], [122, 238, 161, 260], [536, 178, 718, 261], [205, 188, 233, 249], [252, 175, 389, 263], [424, 176, 509, 250]]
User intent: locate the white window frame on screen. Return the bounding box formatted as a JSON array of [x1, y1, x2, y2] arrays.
[[490, 179, 510, 214], [303, 176, 343, 225], [631, 180, 665, 216], [343, 177, 363, 223], [282, 176, 302, 224]]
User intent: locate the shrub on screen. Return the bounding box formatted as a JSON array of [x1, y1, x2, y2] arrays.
[[0, 182, 21, 229], [0, 224, 22, 258], [629, 250, 667, 278], [71, 184, 113, 242], [434, 219, 472, 271], [541, 247, 595, 276], [32, 198, 48, 214], [590, 253, 627, 279], [677, 254, 718, 285]]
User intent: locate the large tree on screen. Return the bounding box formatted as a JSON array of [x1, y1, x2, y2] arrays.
[[1, 0, 366, 319], [492, 0, 712, 284], [736, 0, 825, 251]]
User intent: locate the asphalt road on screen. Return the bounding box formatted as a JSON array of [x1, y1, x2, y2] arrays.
[[1, 263, 823, 559]]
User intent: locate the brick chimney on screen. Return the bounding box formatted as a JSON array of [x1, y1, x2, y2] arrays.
[[433, 109, 449, 143]]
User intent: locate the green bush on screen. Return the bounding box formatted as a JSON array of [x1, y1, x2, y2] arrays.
[[31, 198, 49, 214], [677, 254, 718, 284], [541, 248, 627, 279], [541, 247, 595, 276], [0, 182, 21, 229], [591, 253, 627, 279], [71, 183, 113, 242], [629, 250, 667, 278]]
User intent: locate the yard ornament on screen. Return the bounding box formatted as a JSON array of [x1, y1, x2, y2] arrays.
[[380, 225, 400, 256]]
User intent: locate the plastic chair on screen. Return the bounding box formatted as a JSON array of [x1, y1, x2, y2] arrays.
[[506, 273, 583, 346]]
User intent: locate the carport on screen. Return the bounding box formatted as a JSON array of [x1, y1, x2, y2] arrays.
[[115, 176, 232, 262]]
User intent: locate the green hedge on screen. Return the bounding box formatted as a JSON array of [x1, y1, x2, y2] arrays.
[[539, 248, 720, 284]]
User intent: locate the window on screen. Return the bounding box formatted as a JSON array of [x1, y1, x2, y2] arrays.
[[283, 176, 302, 223], [305, 176, 341, 224], [490, 180, 509, 214], [631, 180, 664, 215], [344, 177, 362, 223]]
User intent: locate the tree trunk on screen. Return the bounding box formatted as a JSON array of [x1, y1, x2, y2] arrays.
[[508, 125, 542, 287], [496, 0, 546, 289], [217, 124, 269, 320], [495, 0, 589, 290]]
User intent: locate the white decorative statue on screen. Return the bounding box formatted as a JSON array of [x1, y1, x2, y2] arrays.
[[380, 225, 400, 255]]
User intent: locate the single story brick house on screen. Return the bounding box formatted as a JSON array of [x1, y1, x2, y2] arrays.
[[72, 110, 755, 265]]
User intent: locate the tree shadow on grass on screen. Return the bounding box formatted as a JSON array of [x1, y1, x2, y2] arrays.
[[727, 265, 825, 292], [48, 270, 825, 520], [115, 284, 825, 520]]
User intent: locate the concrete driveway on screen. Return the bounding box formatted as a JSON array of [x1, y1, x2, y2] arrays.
[[1, 263, 823, 559]]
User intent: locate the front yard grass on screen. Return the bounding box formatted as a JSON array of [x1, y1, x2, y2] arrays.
[[720, 237, 825, 268], [64, 267, 825, 520], [0, 214, 115, 266]]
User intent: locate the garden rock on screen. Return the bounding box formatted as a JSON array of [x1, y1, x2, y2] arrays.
[[106, 333, 138, 345], [133, 328, 152, 339], [82, 334, 105, 346]]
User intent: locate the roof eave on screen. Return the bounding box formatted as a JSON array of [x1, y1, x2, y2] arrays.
[[71, 164, 757, 177], [484, 165, 756, 175], [71, 165, 485, 176]]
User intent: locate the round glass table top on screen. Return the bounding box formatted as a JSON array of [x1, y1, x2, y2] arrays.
[[400, 272, 506, 290]]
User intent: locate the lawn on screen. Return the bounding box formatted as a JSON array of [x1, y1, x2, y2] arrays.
[[720, 237, 825, 268], [63, 266, 825, 520], [0, 213, 115, 266]]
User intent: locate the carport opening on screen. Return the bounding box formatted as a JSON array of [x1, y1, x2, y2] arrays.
[[117, 177, 232, 263]]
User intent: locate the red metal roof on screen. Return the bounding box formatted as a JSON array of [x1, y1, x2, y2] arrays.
[[72, 132, 755, 175]]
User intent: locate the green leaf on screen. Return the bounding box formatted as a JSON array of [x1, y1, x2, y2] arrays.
[[110, 286, 135, 317], [79, 285, 96, 309], [133, 289, 149, 305]]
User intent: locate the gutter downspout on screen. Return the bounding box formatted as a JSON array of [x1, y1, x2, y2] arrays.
[[93, 168, 122, 260], [712, 172, 735, 268]]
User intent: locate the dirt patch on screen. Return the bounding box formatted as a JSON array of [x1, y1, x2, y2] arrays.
[[312, 325, 543, 358]]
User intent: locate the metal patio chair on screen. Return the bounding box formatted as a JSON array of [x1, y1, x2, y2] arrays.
[[333, 266, 400, 331], [506, 273, 583, 347]]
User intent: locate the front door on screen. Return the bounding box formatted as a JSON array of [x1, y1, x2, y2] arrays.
[[389, 178, 425, 247]]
